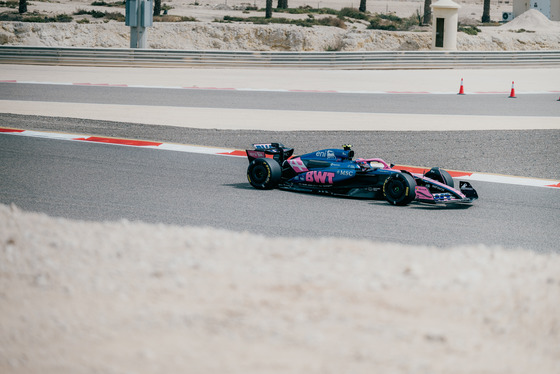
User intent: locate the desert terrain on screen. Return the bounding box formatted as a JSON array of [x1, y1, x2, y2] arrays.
[[0, 0, 559, 50], [2, 202, 560, 374]]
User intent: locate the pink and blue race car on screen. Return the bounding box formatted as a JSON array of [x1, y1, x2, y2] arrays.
[[246, 143, 478, 206]]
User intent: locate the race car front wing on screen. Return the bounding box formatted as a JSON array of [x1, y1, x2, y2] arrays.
[[415, 181, 478, 204]]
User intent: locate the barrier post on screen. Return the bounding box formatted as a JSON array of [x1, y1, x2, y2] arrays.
[[126, 0, 153, 49]]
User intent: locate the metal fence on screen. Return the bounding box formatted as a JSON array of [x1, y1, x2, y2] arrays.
[[1, 46, 559, 69]]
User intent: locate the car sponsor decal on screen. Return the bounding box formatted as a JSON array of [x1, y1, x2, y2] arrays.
[[415, 186, 434, 201], [247, 150, 266, 159], [336, 170, 355, 177], [254, 144, 272, 149], [288, 158, 308, 173], [314, 150, 336, 159], [305, 171, 335, 184]]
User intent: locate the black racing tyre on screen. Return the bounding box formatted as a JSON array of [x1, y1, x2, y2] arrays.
[[383, 172, 417, 206], [426, 167, 454, 188], [247, 158, 281, 190]]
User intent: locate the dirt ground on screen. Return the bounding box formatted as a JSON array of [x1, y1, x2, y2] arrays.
[[1, 203, 560, 373], [2, 0, 558, 51], [1, 0, 514, 22]]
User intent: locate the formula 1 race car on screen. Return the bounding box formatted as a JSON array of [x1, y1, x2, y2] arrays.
[[246, 143, 478, 206]]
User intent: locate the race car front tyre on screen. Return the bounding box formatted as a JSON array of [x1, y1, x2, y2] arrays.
[[426, 167, 454, 188], [247, 158, 281, 190], [383, 172, 417, 206]]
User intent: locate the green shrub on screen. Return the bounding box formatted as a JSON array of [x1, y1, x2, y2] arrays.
[[222, 15, 245, 22], [459, 25, 481, 35], [219, 15, 345, 28], [279, 6, 337, 15], [0, 1, 18, 9], [269, 6, 338, 16], [75, 9, 102, 17], [368, 20, 396, 30], [213, 8, 424, 30], [274, 6, 306, 14], [24, 15, 49, 22], [367, 13, 417, 31], [91, 1, 125, 7], [0, 11, 74, 22], [0, 11, 17, 21], [91, 10, 105, 18], [319, 8, 338, 15], [317, 16, 346, 29], [401, 14, 420, 30], [73, 9, 124, 21], [104, 11, 124, 21], [154, 14, 197, 22], [378, 13, 401, 22], [281, 7, 309, 14], [512, 28, 534, 33], [368, 17, 394, 30], [55, 13, 73, 22], [339, 7, 368, 20]]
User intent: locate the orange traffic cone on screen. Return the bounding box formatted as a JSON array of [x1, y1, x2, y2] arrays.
[[458, 78, 465, 95], [509, 81, 516, 98]]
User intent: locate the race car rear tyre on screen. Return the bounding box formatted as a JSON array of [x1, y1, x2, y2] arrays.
[[247, 158, 281, 190], [426, 167, 454, 188], [383, 172, 417, 206]]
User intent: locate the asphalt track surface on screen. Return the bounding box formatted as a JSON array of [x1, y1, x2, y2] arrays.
[[2, 82, 560, 117], [1, 78, 559, 252], [1, 131, 559, 252]]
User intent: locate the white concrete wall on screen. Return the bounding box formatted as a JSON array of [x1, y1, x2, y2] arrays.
[[514, 0, 560, 19]]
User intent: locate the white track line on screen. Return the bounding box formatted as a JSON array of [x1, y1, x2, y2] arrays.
[[1, 127, 559, 189]]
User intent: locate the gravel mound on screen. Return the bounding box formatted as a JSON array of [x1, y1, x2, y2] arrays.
[[498, 9, 560, 31], [2, 203, 559, 373]]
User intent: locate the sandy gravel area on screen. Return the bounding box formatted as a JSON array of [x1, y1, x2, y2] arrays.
[[1, 203, 560, 373], [2, 1, 559, 50]]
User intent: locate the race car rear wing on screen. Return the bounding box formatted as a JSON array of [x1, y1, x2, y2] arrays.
[[246, 143, 294, 164]]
